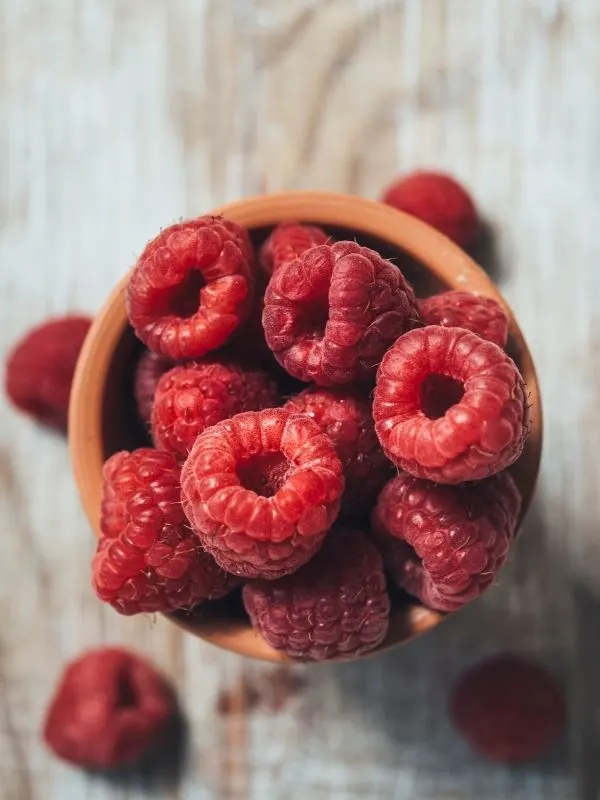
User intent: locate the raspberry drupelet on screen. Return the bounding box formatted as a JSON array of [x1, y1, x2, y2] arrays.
[[259, 222, 330, 275], [381, 171, 479, 249], [451, 655, 565, 762], [420, 291, 509, 349], [180, 408, 345, 579], [5, 315, 92, 431], [284, 387, 391, 516], [151, 360, 279, 460], [127, 216, 254, 360], [371, 471, 521, 611], [262, 240, 421, 386], [93, 448, 236, 615], [43, 647, 174, 769], [243, 527, 390, 660], [134, 349, 173, 424], [373, 326, 527, 483]]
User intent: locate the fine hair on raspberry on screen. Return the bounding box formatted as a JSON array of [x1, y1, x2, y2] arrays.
[[371, 471, 521, 611], [243, 527, 390, 660], [259, 222, 330, 275], [127, 216, 254, 360], [284, 386, 391, 516], [262, 240, 421, 385], [420, 291, 509, 349], [151, 359, 279, 460], [93, 448, 236, 615], [373, 325, 527, 483], [180, 408, 345, 579]]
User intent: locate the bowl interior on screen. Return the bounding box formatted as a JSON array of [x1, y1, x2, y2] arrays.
[[71, 195, 542, 663]]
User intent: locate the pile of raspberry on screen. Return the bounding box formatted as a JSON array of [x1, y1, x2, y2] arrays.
[[92, 196, 529, 662]]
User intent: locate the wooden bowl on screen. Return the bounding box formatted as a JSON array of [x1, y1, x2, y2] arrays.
[[69, 192, 542, 662]]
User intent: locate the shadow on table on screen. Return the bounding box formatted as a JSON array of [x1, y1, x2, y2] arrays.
[[470, 218, 506, 284], [325, 498, 575, 796], [90, 700, 189, 795]]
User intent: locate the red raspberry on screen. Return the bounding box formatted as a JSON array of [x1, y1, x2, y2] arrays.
[[263, 241, 421, 385], [134, 350, 173, 423], [93, 448, 236, 615], [5, 315, 91, 431], [181, 408, 344, 579], [242, 527, 390, 660], [127, 216, 254, 360], [371, 471, 521, 611], [373, 326, 527, 483], [420, 291, 509, 349], [450, 655, 565, 762], [284, 387, 391, 516], [151, 360, 279, 460], [381, 171, 478, 248], [259, 222, 329, 275], [43, 647, 174, 769]]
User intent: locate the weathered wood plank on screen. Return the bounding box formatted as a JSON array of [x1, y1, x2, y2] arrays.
[[0, 0, 598, 797]]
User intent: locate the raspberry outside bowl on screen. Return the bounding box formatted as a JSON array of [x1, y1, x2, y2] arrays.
[[69, 192, 542, 663]]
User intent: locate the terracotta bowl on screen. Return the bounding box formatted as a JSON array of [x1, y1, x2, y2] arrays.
[[69, 192, 542, 663]]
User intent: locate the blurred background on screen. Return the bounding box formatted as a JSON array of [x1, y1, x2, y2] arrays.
[[1, 1, 599, 798]]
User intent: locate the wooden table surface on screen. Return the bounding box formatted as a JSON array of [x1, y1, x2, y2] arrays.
[[1, 1, 598, 798]]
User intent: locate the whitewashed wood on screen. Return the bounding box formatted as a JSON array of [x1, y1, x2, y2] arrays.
[[0, 0, 598, 797]]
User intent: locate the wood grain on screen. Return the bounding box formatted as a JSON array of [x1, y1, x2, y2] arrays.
[[0, 0, 598, 798]]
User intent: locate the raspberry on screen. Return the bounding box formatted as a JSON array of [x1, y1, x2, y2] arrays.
[[43, 647, 173, 770], [5, 315, 91, 431], [450, 655, 565, 762], [284, 387, 391, 516], [381, 171, 478, 248], [420, 291, 509, 349], [127, 216, 254, 360], [151, 360, 279, 460], [181, 408, 344, 579], [242, 527, 390, 660], [373, 326, 527, 483], [93, 448, 236, 615], [259, 222, 329, 275], [371, 471, 521, 611], [134, 349, 173, 423], [263, 241, 421, 385]]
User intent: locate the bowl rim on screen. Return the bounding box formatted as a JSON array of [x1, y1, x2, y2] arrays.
[[69, 190, 542, 663]]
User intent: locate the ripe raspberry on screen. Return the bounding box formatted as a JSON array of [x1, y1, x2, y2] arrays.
[[151, 360, 279, 460], [43, 647, 173, 769], [373, 326, 527, 483], [259, 222, 330, 275], [5, 315, 91, 431], [420, 291, 509, 349], [127, 216, 254, 360], [242, 527, 390, 660], [284, 387, 391, 516], [181, 408, 344, 579], [263, 241, 421, 386], [450, 655, 565, 762], [93, 448, 236, 615], [381, 171, 478, 248], [134, 349, 173, 423], [371, 471, 521, 611]]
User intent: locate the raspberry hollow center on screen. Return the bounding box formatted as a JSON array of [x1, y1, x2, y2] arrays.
[[420, 373, 465, 420], [237, 453, 289, 497], [299, 296, 329, 338], [166, 270, 206, 318], [115, 669, 138, 710]]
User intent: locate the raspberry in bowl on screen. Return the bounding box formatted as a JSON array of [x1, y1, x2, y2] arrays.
[[69, 192, 542, 662]]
